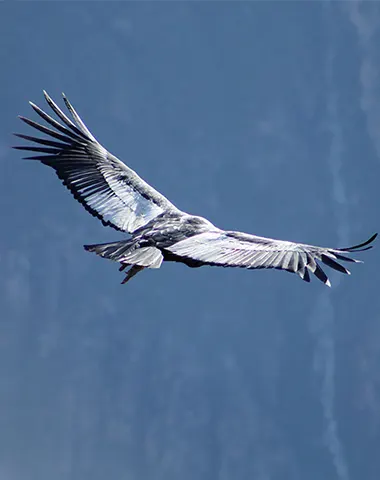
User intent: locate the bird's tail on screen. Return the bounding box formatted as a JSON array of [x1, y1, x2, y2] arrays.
[[84, 240, 163, 268]]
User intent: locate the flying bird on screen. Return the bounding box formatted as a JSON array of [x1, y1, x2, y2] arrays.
[[14, 92, 376, 286]]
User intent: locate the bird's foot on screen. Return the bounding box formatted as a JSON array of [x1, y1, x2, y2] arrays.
[[121, 265, 145, 284]]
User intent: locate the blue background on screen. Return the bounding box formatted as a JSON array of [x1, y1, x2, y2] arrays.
[[1, 2, 379, 480]]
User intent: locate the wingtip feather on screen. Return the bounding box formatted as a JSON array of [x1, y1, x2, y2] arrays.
[[42, 90, 50, 104]]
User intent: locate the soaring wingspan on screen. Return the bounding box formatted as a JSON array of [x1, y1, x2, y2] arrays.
[[167, 231, 377, 285], [14, 91, 179, 233]]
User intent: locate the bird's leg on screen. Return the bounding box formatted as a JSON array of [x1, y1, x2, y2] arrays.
[[119, 263, 129, 272], [121, 265, 145, 284]]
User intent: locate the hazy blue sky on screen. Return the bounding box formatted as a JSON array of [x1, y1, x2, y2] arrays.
[[1, 2, 379, 480]]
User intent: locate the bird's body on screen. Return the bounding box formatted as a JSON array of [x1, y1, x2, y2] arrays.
[[14, 92, 376, 286]]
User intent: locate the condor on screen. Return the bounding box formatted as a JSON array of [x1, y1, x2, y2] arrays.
[[14, 92, 376, 285]]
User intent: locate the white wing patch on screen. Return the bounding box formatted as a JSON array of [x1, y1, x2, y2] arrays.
[[15, 91, 178, 233], [168, 231, 369, 285]]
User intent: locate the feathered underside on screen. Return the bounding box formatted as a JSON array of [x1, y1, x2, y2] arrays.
[[167, 230, 377, 286], [13, 91, 179, 233]]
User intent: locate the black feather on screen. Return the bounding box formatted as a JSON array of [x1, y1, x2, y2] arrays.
[[313, 263, 329, 285], [338, 233, 377, 252], [321, 254, 350, 275]]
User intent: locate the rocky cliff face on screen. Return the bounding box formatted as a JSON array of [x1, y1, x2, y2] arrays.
[[1, 2, 379, 479]]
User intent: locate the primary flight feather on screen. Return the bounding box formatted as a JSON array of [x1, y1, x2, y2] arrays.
[[14, 92, 377, 286]]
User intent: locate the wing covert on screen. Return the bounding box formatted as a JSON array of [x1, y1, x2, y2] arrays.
[[14, 91, 179, 233]]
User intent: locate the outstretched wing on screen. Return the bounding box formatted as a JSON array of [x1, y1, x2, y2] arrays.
[[14, 91, 179, 233], [167, 231, 377, 286]]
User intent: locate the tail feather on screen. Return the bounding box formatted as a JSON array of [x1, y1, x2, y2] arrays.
[[84, 240, 135, 261], [121, 246, 163, 268], [84, 240, 163, 268]]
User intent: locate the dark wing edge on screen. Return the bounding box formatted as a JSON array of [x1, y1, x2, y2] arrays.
[[336, 232, 378, 252], [13, 91, 178, 233], [167, 231, 377, 286]]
